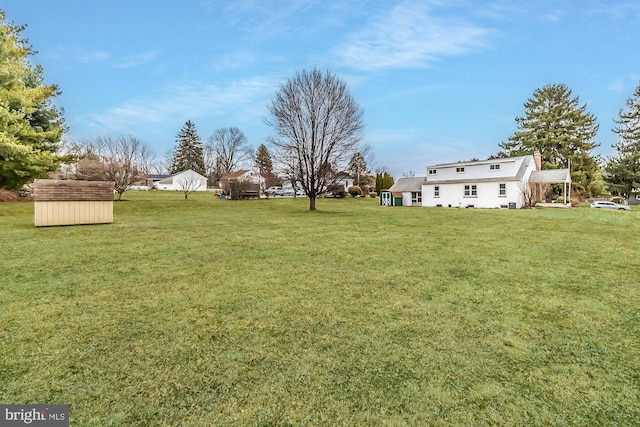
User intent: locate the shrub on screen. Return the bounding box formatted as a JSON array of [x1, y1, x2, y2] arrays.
[[348, 185, 362, 197]]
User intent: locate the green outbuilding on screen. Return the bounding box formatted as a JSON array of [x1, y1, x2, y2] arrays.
[[380, 190, 403, 206]]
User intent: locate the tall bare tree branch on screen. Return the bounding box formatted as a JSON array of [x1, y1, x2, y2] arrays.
[[266, 68, 364, 210]]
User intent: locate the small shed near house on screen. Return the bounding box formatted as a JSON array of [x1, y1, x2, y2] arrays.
[[389, 177, 425, 206], [33, 180, 114, 227], [380, 190, 403, 206]]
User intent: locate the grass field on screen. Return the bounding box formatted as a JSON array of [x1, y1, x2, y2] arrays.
[[1, 191, 639, 426]]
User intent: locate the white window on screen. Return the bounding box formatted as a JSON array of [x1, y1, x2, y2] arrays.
[[499, 183, 506, 196], [434, 186, 440, 197], [411, 192, 422, 203], [429, 169, 437, 175], [465, 185, 477, 196], [456, 167, 465, 173], [490, 164, 501, 170]]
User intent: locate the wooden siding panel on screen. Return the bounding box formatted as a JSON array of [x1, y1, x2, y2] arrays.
[[35, 201, 113, 226]]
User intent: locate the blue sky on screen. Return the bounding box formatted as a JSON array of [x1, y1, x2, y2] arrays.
[[4, 1, 640, 177]]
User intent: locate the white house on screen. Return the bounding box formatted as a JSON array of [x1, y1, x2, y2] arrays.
[[422, 153, 571, 209], [154, 169, 208, 192], [389, 177, 426, 206]]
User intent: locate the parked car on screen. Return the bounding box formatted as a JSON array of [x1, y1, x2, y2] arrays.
[[266, 186, 283, 196], [590, 201, 630, 211]]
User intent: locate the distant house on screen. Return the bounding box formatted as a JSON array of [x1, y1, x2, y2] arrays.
[[146, 174, 170, 188], [219, 170, 264, 199], [628, 189, 640, 206], [389, 177, 425, 206], [154, 170, 208, 192], [219, 170, 264, 188], [422, 153, 570, 209]]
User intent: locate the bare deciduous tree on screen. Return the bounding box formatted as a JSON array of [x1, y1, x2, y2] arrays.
[[69, 136, 154, 201], [206, 127, 252, 184], [521, 181, 549, 208], [266, 68, 364, 210], [176, 174, 202, 200]]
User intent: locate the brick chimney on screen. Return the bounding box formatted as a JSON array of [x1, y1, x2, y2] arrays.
[[534, 151, 542, 170]]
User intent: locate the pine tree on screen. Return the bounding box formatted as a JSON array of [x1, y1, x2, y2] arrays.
[[255, 144, 279, 188], [0, 11, 66, 190], [605, 82, 640, 198], [170, 120, 205, 175], [497, 83, 600, 196], [348, 152, 368, 186]]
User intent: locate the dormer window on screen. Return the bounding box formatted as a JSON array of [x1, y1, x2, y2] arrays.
[[456, 167, 465, 173], [490, 164, 500, 170]]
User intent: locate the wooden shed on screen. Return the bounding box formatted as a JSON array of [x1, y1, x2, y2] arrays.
[[380, 190, 403, 206], [33, 180, 114, 227]]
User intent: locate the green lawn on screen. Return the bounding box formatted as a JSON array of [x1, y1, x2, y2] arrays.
[[1, 191, 638, 426]]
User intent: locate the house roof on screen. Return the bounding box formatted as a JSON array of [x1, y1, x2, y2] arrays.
[[157, 170, 207, 184], [147, 174, 170, 181], [529, 169, 571, 183], [220, 170, 251, 180], [390, 177, 426, 192], [427, 155, 529, 169], [425, 156, 534, 184]]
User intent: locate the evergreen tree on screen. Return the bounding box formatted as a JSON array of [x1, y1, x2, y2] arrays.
[[605, 82, 640, 198], [375, 173, 382, 193], [347, 152, 369, 186], [382, 172, 394, 190], [255, 144, 279, 188], [0, 11, 66, 190], [497, 84, 600, 196], [170, 120, 205, 175]]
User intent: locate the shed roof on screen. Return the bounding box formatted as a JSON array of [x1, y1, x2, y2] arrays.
[[390, 177, 426, 192], [529, 169, 571, 183]]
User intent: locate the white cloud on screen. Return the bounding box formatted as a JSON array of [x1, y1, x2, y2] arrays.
[[335, 0, 495, 71], [79, 51, 112, 63], [607, 74, 640, 94], [115, 51, 159, 68], [80, 76, 280, 136], [57, 48, 157, 68], [588, 2, 640, 20]]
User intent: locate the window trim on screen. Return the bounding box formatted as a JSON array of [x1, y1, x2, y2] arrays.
[[464, 184, 477, 197]]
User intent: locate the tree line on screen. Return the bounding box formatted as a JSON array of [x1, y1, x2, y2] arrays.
[[3, 8, 640, 208]]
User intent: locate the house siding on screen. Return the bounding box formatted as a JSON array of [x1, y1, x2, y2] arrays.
[[422, 156, 535, 208], [156, 170, 207, 191]]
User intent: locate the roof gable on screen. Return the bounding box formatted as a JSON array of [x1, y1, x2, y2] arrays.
[[390, 177, 425, 192]]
